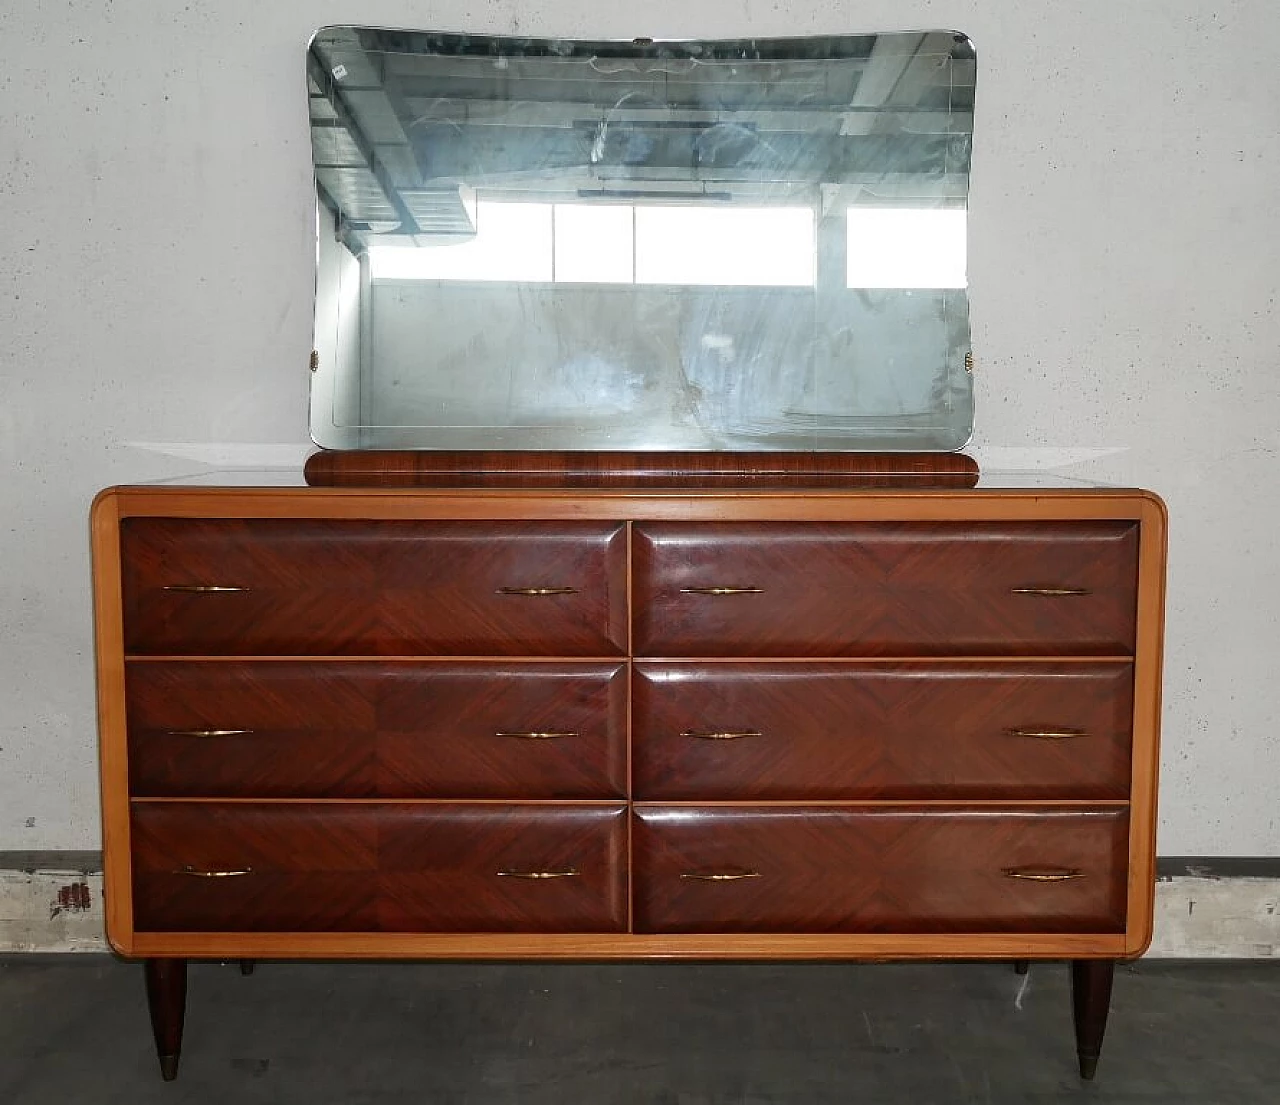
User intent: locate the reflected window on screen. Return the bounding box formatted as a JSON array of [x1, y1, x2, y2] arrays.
[[369, 200, 815, 287], [846, 208, 967, 289]]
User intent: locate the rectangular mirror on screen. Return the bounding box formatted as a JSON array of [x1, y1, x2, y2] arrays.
[[308, 28, 975, 450]]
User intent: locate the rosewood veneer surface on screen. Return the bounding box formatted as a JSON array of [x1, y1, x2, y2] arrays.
[[90, 479, 1166, 1081]]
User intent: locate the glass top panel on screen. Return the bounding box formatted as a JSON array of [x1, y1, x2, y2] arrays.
[[308, 28, 976, 451]]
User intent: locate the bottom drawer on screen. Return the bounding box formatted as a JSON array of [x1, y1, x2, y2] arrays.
[[131, 802, 627, 933], [633, 806, 1128, 934]]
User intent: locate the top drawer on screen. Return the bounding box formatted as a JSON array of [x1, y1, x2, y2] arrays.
[[633, 521, 1139, 656], [120, 519, 627, 656]]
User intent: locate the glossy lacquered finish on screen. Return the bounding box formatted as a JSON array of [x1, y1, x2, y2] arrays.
[[91, 486, 1167, 1085], [131, 802, 628, 932], [120, 518, 627, 656], [632, 806, 1129, 934], [126, 661, 627, 798], [632, 662, 1134, 800], [633, 521, 1140, 656], [304, 450, 981, 489]]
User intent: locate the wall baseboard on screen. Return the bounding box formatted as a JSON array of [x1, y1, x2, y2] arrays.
[[2, 853, 1276, 956]]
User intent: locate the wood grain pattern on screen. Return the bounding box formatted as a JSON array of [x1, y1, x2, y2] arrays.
[[303, 450, 981, 489], [633, 805, 1129, 934], [90, 487, 1166, 964], [126, 661, 627, 799], [125, 931, 1132, 960], [131, 803, 628, 933], [120, 518, 627, 656], [634, 521, 1140, 656], [632, 662, 1133, 800]]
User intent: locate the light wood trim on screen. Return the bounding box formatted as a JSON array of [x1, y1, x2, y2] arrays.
[[121, 931, 1130, 960], [98, 486, 1165, 525], [90, 490, 134, 952], [1124, 492, 1168, 956]]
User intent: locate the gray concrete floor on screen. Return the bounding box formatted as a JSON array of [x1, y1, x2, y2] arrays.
[[0, 957, 1276, 1104]]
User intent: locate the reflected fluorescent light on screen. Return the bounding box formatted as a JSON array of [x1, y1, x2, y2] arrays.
[[846, 207, 967, 289]]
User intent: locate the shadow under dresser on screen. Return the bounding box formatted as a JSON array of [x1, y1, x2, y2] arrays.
[[90, 481, 1167, 1081]]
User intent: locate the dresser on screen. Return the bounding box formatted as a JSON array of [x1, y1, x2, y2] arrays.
[[90, 483, 1166, 1082]]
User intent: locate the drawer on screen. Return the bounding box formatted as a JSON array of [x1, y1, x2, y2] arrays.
[[126, 661, 627, 799], [633, 522, 1139, 656], [120, 519, 627, 656], [633, 806, 1128, 933], [131, 802, 627, 932], [633, 662, 1133, 800]]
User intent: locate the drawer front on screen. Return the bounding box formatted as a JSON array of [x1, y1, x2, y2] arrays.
[[132, 803, 627, 932], [120, 519, 627, 656], [633, 806, 1128, 933], [633, 663, 1133, 800], [126, 662, 627, 799], [633, 522, 1139, 656]]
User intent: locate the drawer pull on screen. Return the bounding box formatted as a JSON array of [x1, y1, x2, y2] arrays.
[[162, 584, 249, 594], [497, 586, 579, 596], [495, 730, 579, 740], [680, 869, 762, 881], [1005, 727, 1087, 740], [680, 587, 764, 596], [496, 868, 579, 879], [175, 865, 252, 878], [165, 728, 254, 738], [681, 729, 763, 741], [1002, 867, 1085, 882], [1010, 587, 1091, 597]]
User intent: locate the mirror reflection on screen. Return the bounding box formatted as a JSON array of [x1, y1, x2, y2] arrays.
[[308, 28, 975, 450]]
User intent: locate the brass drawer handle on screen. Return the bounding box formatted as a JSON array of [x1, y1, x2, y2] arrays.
[[1005, 727, 1087, 740], [162, 585, 249, 593], [497, 587, 579, 596], [1002, 867, 1085, 882], [175, 865, 252, 878], [680, 587, 764, 596], [165, 729, 254, 738], [681, 869, 761, 881], [681, 729, 763, 741], [496, 868, 579, 879], [495, 730, 579, 740], [1010, 587, 1091, 597]]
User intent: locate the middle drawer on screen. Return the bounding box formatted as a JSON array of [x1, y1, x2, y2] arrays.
[[633, 662, 1134, 800], [126, 661, 627, 799]]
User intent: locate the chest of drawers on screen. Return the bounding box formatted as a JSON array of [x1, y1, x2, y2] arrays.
[[90, 485, 1166, 1081]]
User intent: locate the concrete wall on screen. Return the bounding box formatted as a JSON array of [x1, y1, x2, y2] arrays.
[[2, 1, 1279, 858]]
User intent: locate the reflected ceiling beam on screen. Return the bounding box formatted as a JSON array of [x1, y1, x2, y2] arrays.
[[307, 53, 423, 235]]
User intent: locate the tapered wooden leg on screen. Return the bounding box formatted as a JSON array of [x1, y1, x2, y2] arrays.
[[1014, 959, 1030, 975], [1071, 959, 1115, 1080], [239, 959, 255, 976], [144, 958, 187, 1081]]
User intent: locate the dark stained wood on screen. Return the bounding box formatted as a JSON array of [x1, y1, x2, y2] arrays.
[[632, 806, 1129, 934], [304, 450, 981, 489], [120, 519, 627, 656], [127, 661, 627, 799], [132, 803, 628, 933], [633, 521, 1140, 656], [632, 662, 1134, 800], [1072, 959, 1115, 1079], [144, 958, 186, 1081]]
